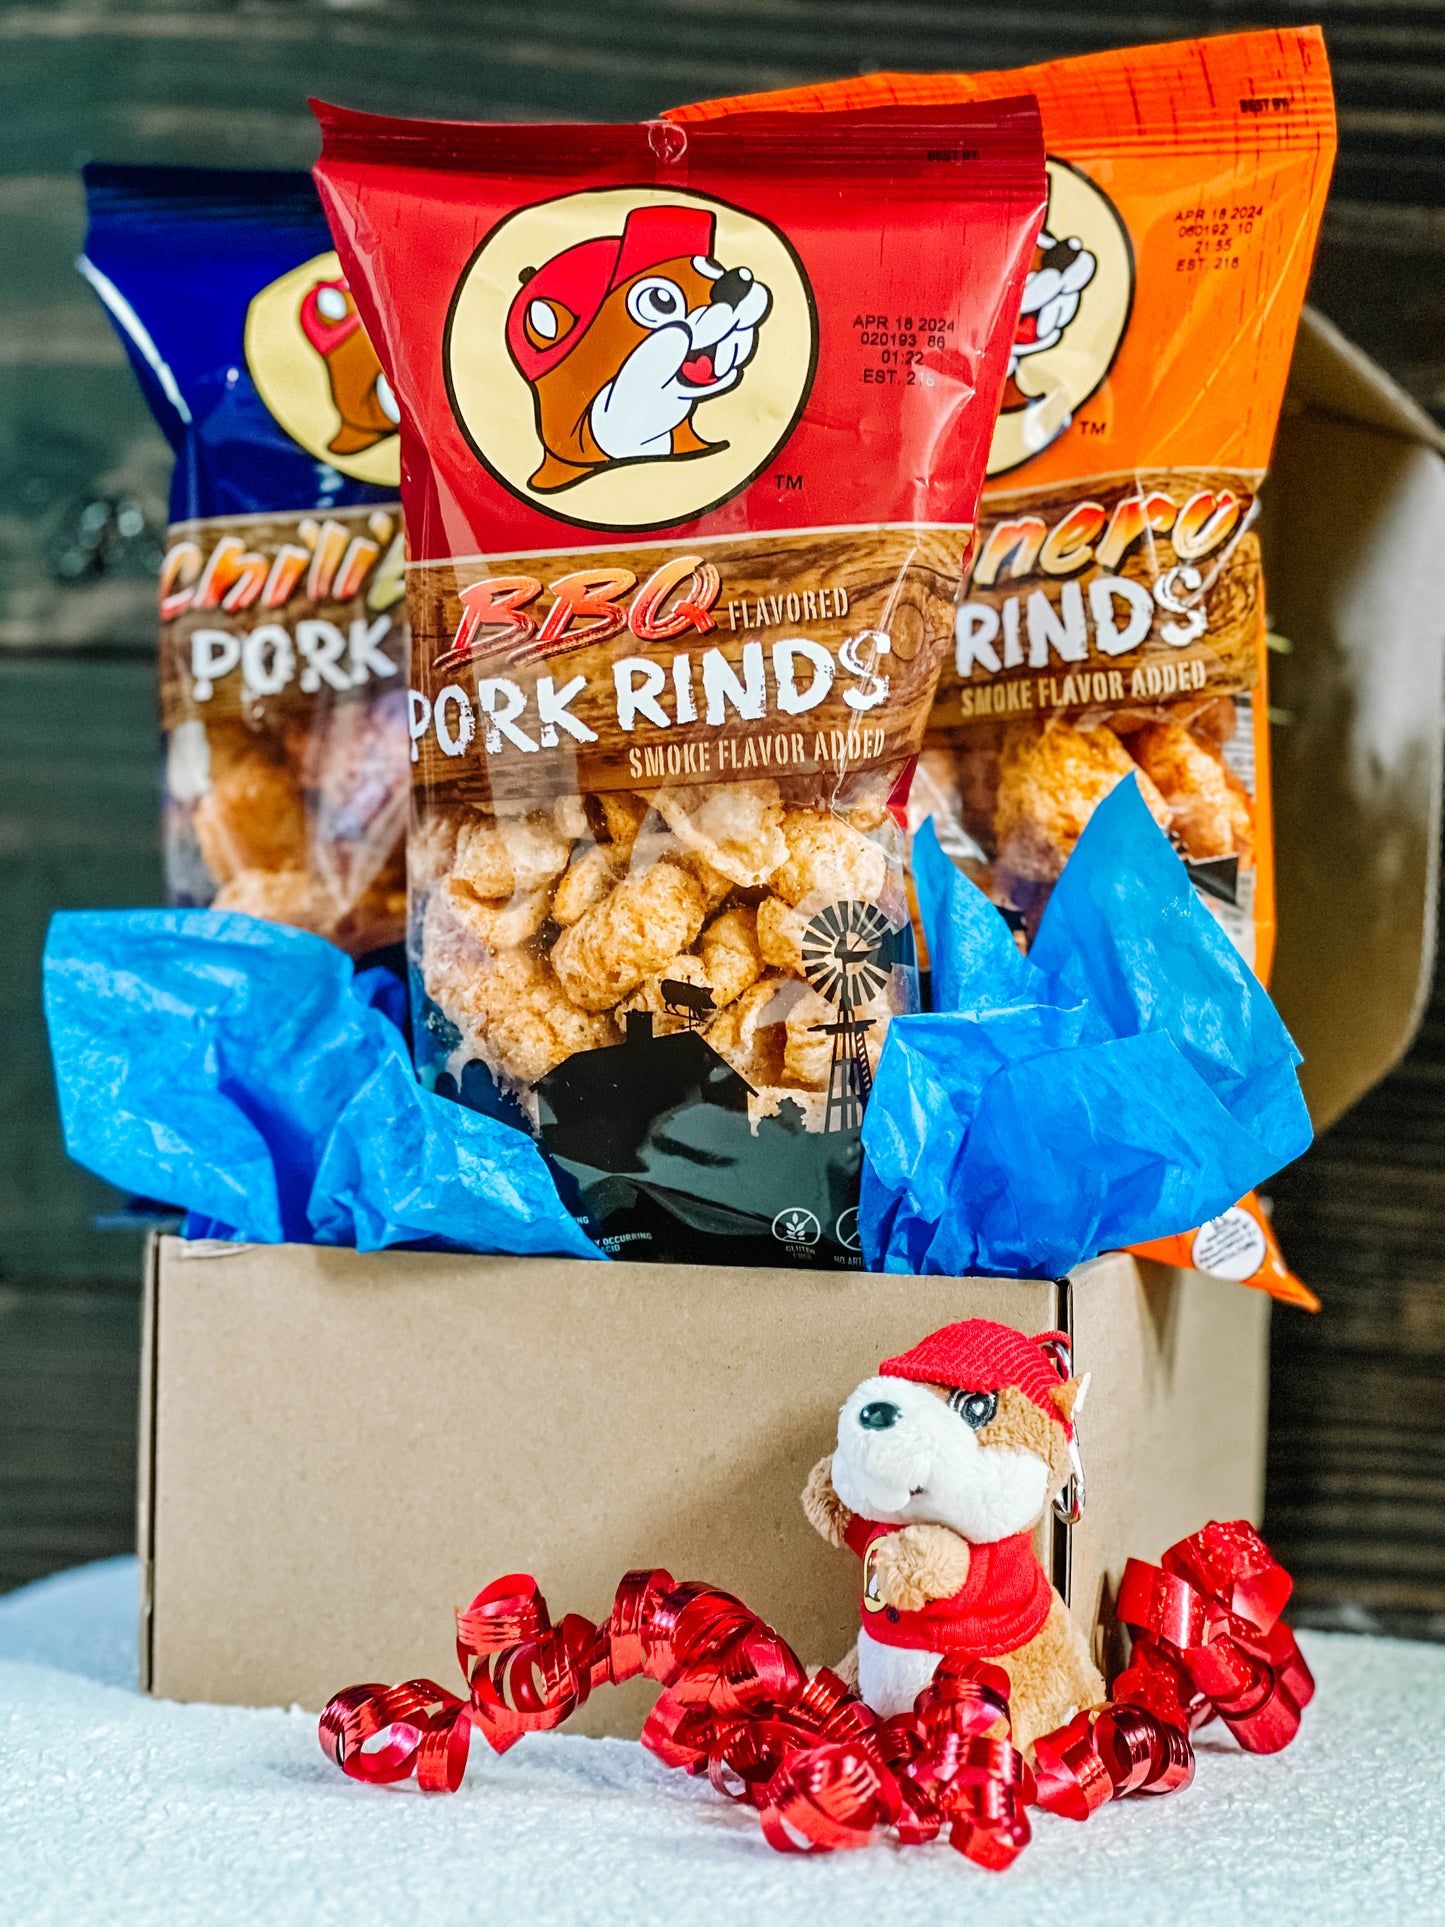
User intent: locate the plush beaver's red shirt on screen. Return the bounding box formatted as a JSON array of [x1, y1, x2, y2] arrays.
[[844, 1516, 1052, 1655]]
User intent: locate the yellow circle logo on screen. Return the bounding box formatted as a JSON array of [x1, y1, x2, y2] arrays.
[[987, 159, 1134, 478], [444, 188, 817, 532], [244, 250, 400, 486]]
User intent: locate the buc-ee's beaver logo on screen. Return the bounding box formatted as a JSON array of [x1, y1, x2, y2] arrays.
[[445, 188, 817, 533], [988, 158, 1134, 478], [244, 250, 400, 487]]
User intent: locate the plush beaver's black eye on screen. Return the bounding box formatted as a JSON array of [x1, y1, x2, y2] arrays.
[[948, 1389, 998, 1430]]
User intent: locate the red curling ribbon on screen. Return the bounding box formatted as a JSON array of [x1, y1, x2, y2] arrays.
[[759, 1738, 901, 1853], [316, 1518, 1306, 1868], [1032, 1710, 1115, 1821], [605, 1566, 671, 1683], [318, 1677, 472, 1792], [1113, 1520, 1314, 1755], [1094, 1707, 1195, 1797], [1031, 1701, 1196, 1818], [938, 1738, 1036, 1870], [1165, 1520, 1292, 1634]]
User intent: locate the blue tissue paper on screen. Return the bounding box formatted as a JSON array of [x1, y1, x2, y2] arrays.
[[860, 779, 1313, 1277], [44, 909, 600, 1259]]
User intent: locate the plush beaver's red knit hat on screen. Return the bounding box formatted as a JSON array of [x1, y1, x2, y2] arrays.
[[880, 1321, 1072, 1431]]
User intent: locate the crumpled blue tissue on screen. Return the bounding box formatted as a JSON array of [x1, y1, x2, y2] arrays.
[[860, 778, 1313, 1277], [43, 909, 600, 1259]]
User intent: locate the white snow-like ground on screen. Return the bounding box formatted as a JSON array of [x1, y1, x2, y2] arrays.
[[2, 1558, 1444, 1926]]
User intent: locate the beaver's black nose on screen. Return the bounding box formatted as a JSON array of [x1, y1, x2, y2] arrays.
[[709, 266, 753, 309], [859, 1401, 900, 1431], [1040, 236, 1082, 274]]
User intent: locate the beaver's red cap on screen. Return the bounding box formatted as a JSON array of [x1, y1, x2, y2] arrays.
[[300, 277, 361, 356], [506, 204, 717, 382], [880, 1321, 1072, 1431]]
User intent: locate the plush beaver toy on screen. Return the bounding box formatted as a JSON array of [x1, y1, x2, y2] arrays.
[[804, 1319, 1105, 1751], [505, 204, 772, 494]]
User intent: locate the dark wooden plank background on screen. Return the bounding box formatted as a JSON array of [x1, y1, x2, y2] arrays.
[[2, 0, 1443, 1625]]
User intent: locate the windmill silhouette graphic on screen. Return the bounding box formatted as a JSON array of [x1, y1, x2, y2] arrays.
[[799, 900, 892, 1133]]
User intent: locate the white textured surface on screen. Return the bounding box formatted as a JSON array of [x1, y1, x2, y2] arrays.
[[2, 1559, 1444, 1925]]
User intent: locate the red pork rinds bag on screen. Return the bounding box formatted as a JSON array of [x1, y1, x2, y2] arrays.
[[314, 104, 1045, 1267]]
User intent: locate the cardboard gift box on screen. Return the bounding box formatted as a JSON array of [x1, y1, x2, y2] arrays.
[[135, 312, 1445, 1731], [140, 1236, 1268, 1734]]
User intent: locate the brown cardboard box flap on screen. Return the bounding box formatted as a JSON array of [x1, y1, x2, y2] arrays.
[[1285, 307, 1445, 454], [1264, 308, 1445, 1131]]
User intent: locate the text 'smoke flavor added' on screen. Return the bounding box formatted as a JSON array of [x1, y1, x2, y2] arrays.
[[677, 30, 1337, 977], [81, 166, 410, 957], [313, 102, 1046, 1266]]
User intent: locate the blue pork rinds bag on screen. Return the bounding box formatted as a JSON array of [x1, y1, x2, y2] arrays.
[[860, 779, 1313, 1278], [44, 909, 599, 1259]]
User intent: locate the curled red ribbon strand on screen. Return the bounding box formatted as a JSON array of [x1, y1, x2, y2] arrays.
[[1112, 1519, 1315, 1755], [318, 1520, 1306, 1870]]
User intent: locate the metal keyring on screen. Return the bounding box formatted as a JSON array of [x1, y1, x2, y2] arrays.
[[1046, 1279, 1084, 1603], [1053, 1436, 1086, 1527]]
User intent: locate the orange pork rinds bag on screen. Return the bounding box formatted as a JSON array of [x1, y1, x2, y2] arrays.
[[674, 29, 1337, 980]]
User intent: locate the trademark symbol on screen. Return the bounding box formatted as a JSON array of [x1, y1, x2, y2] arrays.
[[1078, 418, 1107, 436], [774, 473, 804, 491]]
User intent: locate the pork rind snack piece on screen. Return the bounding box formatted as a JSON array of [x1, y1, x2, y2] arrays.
[[552, 845, 619, 926], [771, 809, 890, 909], [193, 754, 308, 883], [423, 883, 617, 1087], [82, 165, 408, 957], [1123, 716, 1255, 865], [551, 860, 709, 1011], [994, 717, 1171, 886], [654, 782, 787, 887], [698, 907, 765, 1008], [913, 698, 1259, 948]]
